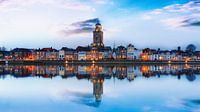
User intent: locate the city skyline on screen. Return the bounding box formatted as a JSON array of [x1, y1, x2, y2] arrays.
[[0, 0, 200, 49], [0, 1, 200, 111]]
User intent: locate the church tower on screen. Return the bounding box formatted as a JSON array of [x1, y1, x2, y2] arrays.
[[92, 23, 104, 48]]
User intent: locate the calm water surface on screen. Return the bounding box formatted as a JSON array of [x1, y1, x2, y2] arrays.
[[0, 64, 200, 112]]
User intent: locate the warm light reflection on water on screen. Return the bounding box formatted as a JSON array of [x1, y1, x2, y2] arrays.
[[0, 64, 200, 112]]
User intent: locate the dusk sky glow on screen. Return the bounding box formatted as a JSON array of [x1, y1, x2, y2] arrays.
[[0, 0, 200, 49]]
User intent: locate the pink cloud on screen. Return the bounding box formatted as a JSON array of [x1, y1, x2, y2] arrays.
[[145, 1, 200, 28], [0, 0, 96, 12]]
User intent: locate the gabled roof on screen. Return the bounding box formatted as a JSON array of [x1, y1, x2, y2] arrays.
[[142, 48, 156, 53], [127, 44, 134, 48], [98, 46, 112, 52], [36, 48, 58, 52], [11, 48, 32, 52], [116, 46, 126, 50], [104, 46, 112, 51], [76, 46, 91, 52], [60, 47, 75, 52]]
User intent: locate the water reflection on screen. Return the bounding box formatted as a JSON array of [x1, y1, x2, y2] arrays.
[[0, 64, 200, 104], [66, 90, 101, 108], [1, 64, 200, 80]]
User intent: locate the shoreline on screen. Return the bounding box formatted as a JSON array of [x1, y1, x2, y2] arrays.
[[1, 60, 200, 65]]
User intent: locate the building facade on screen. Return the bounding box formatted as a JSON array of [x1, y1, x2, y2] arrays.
[[91, 23, 104, 48]]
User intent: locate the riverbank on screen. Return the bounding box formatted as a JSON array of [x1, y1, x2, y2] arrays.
[[1, 60, 200, 65]]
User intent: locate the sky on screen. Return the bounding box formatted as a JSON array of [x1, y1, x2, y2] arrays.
[[0, 0, 200, 50]]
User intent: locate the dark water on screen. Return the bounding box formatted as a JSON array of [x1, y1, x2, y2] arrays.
[[0, 64, 200, 112]]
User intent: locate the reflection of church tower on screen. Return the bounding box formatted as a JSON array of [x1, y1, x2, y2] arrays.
[[92, 23, 104, 48], [92, 78, 104, 102]]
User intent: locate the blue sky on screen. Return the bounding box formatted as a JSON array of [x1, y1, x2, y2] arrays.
[[0, 0, 199, 50]]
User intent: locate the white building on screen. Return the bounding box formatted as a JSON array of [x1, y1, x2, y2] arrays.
[[78, 51, 87, 60], [127, 44, 135, 60], [127, 44, 142, 60], [134, 50, 142, 60], [59, 47, 76, 60], [59, 50, 65, 60]]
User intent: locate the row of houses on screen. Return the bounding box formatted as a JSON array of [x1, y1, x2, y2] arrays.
[[0, 45, 200, 61], [141, 48, 200, 61], [0, 44, 141, 61]]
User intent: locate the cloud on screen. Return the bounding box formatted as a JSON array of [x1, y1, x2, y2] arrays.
[[71, 18, 100, 27], [161, 16, 200, 27], [61, 89, 101, 108], [61, 18, 101, 36], [91, 0, 114, 5], [164, 98, 200, 111], [151, 1, 200, 14], [161, 18, 186, 27], [189, 21, 200, 26], [0, 0, 96, 12], [182, 17, 200, 27], [145, 0, 200, 28], [0, 0, 7, 4]]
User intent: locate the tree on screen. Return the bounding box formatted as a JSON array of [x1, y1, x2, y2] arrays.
[[186, 44, 196, 53], [186, 74, 196, 82], [0, 46, 6, 51], [177, 46, 181, 51]]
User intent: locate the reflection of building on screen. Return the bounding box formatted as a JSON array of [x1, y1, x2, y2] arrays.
[[127, 66, 135, 81], [92, 77, 104, 102], [141, 65, 151, 77], [115, 66, 127, 79], [0, 65, 199, 82]]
